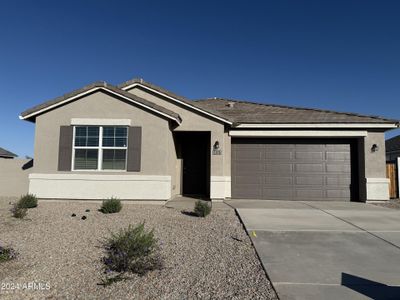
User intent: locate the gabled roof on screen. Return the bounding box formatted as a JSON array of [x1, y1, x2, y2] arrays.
[[20, 82, 182, 124], [0, 147, 17, 158], [21, 78, 399, 128], [118, 78, 232, 124], [386, 135, 400, 152], [195, 98, 399, 126]]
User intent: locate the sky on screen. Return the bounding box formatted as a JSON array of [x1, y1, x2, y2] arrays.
[[0, 0, 399, 157]]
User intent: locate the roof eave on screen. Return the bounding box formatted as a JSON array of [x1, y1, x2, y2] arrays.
[[233, 123, 399, 129], [19, 85, 182, 125], [120, 81, 233, 125]]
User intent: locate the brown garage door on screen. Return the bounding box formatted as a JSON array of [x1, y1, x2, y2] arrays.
[[231, 138, 354, 201]]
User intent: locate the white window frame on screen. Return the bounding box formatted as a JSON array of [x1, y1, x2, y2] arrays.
[[71, 126, 128, 171]]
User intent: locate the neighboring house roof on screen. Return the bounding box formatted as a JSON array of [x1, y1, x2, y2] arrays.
[[0, 147, 17, 158], [386, 135, 400, 152], [20, 82, 182, 124], [195, 98, 399, 125]]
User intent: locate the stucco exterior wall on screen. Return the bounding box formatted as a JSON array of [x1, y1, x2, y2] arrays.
[[363, 131, 390, 200], [33, 91, 172, 175], [0, 158, 33, 197], [30, 91, 174, 200], [127, 87, 230, 199]]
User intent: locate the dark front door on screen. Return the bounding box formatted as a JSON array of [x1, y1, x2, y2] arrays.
[[180, 132, 210, 196]]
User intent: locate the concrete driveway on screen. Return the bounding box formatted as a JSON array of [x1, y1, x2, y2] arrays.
[[227, 200, 400, 300]]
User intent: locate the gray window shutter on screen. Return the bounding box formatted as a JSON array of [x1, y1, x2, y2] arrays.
[[127, 126, 142, 172], [58, 126, 73, 171]]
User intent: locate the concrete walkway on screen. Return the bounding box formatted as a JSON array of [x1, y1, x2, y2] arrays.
[[227, 200, 400, 300]]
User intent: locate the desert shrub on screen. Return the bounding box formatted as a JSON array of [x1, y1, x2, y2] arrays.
[[10, 203, 27, 219], [0, 245, 18, 262], [194, 200, 211, 217], [100, 197, 122, 214], [18, 194, 38, 209], [102, 223, 162, 275]]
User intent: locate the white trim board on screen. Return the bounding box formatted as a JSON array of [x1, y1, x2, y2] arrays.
[[365, 177, 390, 200], [19, 87, 181, 124], [71, 118, 131, 126], [122, 83, 232, 125], [210, 176, 231, 199], [29, 173, 171, 181], [235, 123, 398, 129], [29, 173, 171, 200], [229, 130, 368, 137]]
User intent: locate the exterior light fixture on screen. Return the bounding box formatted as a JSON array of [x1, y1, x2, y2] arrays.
[[212, 141, 222, 155], [371, 144, 379, 152]]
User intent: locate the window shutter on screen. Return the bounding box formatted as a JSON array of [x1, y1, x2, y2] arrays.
[[127, 126, 142, 172], [58, 126, 73, 171]]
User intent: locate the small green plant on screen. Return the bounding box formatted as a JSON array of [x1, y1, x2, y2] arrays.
[[100, 197, 122, 214], [18, 194, 38, 209], [194, 200, 211, 217], [10, 203, 27, 219], [102, 223, 162, 276], [0, 244, 18, 262]]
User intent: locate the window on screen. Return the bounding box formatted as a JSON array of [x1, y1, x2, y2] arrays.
[[73, 126, 128, 170]]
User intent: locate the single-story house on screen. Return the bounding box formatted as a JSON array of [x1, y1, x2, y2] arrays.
[[0, 147, 17, 159], [20, 78, 399, 202]]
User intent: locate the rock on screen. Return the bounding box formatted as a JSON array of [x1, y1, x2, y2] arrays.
[[81, 216, 87, 220], [85, 209, 90, 212], [71, 213, 76, 217]]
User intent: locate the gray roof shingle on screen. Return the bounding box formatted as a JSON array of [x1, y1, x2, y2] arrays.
[[20, 78, 399, 126], [0, 147, 17, 158], [20, 82, 182, 123], [194, 98, 399, 124], [118, 78, 232, 123], [386, 135, 400, 152]]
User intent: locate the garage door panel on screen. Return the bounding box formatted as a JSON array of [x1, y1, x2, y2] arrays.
[[326, 152, 350, 161], [265, 163, 293, 173], [327, 177, 351, 186], [295, 176, 325, 185], [295, 151, 324, 160], [232, 186, 262, 199], [266, 144, 295, 150], [265, 176, 293, 185], [234, 149, 263, 160], [265, 151, 292, 160], [295, 144, 325, 150], [295, 163, 325, 173], [326, 164, 351, 173], [263, 188, 293, 199], [234, 161, 264, 172], [327, 189, 351, 198], [326, 144, 350, 151], [295, 189, 325, 199], [232, 138, 354, 201], [235, 175, 263, 184]]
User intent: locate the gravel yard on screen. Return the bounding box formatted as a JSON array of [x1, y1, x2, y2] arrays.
[[0, 197, 277, 299], [372, 198, 400, 210]]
